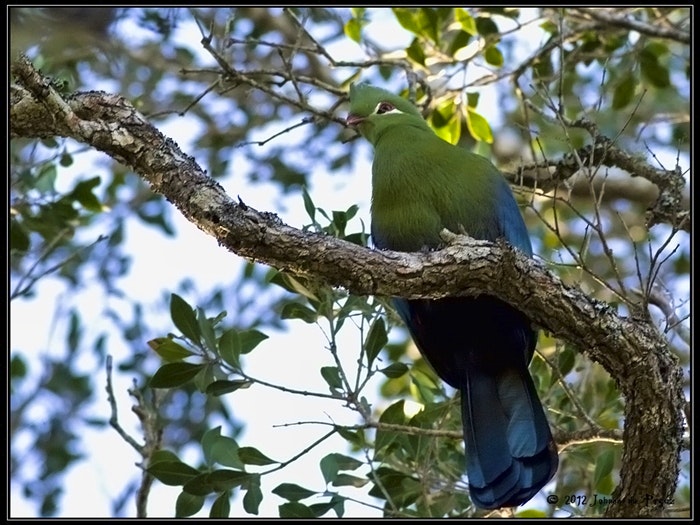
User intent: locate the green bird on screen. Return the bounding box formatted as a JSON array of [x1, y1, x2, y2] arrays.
[[346, 83, 558, 510]]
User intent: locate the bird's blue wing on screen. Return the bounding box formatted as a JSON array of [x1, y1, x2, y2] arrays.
[[495, 178, 532, 256]]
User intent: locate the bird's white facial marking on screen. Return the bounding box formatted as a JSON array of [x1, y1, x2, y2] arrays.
[[374, 101, 405, 116]]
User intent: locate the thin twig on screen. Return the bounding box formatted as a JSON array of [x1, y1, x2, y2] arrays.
[[11, 233, 107, 300], [106, 355, 145, 454]]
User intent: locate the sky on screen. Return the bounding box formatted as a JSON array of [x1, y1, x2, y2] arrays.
[[10, 7, 689, 518]]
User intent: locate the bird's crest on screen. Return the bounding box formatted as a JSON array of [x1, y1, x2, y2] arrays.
[[348, 82, 422, 119]]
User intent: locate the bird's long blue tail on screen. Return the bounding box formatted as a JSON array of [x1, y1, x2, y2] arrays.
[[461, 365, 558, 509], [393, 296, 558, 510]]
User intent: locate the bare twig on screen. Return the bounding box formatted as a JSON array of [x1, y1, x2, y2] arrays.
[[235, 117, 315, 148], [259, 428, 338, 475], [570, 7, 690, 45], [11, 234, 108, 300], [105, 356, 163, 517], [106, 356, 145, 454]]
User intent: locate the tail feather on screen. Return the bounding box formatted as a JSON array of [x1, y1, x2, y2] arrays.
[[463, 367, 558, 510], [392, 295, 558, 510]]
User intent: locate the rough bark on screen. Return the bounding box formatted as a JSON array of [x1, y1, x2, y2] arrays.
[[10, 55, 685, 518]]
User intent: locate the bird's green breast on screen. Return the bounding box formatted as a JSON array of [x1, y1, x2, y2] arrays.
[[370, 125, 503, 252]]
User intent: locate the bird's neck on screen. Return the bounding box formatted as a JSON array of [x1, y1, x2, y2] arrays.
[[371, 119, 434, 150]]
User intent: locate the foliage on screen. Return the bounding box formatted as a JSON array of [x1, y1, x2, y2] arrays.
[[10, 7, 689, 518]]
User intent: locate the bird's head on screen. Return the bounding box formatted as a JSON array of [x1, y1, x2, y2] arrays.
[[346, 83, 426, 145]]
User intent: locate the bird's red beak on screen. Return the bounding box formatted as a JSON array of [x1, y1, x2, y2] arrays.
[[345, 113, 365, 127]]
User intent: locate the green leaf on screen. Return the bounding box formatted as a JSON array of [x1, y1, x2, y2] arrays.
[[243, 475, 263, 515], [210, 491, 231, 518], [320, 366, 343, 391], [238, 446, 278, 466], [201, 426, 222, 467], [447, 30, 472, 58], [193, 362, 215, 393], [239, 329, 269, 354], [375, 400, 406, 453], [416, 7, 440, 44], [441, 115, 462, 145], [612, 73, 637, 109], [270, 273, 320, 302], [67, 310, 81, 351], [170, 293, 200, 343], [40, 136, 59, 149], [432, 97, 455, 127], [319, 453, 363, 485], [330, 209, 348, 237], [197, 307, 218, 352], [516, 509, 549, 517], [557, 346, 576, 377], [344, 204, 359, 222], [70, 176, 102, 212], [475, 16, 499, 36], [149, 449, 181, 464], [335, 426, 366, 447], [218, 328, 241, 368], [148, 337, 194, 362], [279, 502, 316, 518], [180, 474, 215, 496], [280, 302, 318, 323], [484, 44, 504, 67], [316, 207, 332, 223], [410, 368, 441, 403], [455, 8, 476, 35], [208, 469, 251, 492], [59, 151, 73, 167], [206, 379, 252, 396], [10, 218, 30, 252], [183, 470, 251, 496], [465, 91, 480, 107], [302, 186, 316, 222], [147, 460, 200, 486], [643, 41, 669, 58], [272, 482, 316, 502], [392, 8, 420, 34], [364, 317, 388, 368], [368, 467, 422, 506], [210, 435, 245, 470], [640, 45, 670, 88], [332, 473, 368, 488], [465, 108, 494, 143], [539, 19, 559, 35], [35, 163, 57, 193], [310, 495, 345, 518], [137, 206, 175, 236], [10, 354, 28, 379], [380, 362, 409, 378], [594, 448, 615, 489], [149, 362, 205, 388], [533, 56, 554, 81], [175, 491, 205, 517], [406, 38, 426, 66], [344, 18, 362, 43], [379, 399, 406, 425]]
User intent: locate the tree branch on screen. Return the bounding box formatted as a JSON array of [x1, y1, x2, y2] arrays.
[[10, 55, 685, 518], [506, 126, 690, 234], [570, 7, 690, 45]]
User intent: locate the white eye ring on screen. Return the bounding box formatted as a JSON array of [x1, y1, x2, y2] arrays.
[[375, 102, 404, 115]]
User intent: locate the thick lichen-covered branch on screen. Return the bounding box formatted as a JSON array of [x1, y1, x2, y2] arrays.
[[10, 56, 685, 518]]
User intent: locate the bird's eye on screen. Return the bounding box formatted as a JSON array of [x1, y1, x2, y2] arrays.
[[376, 102, 395, 114]]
